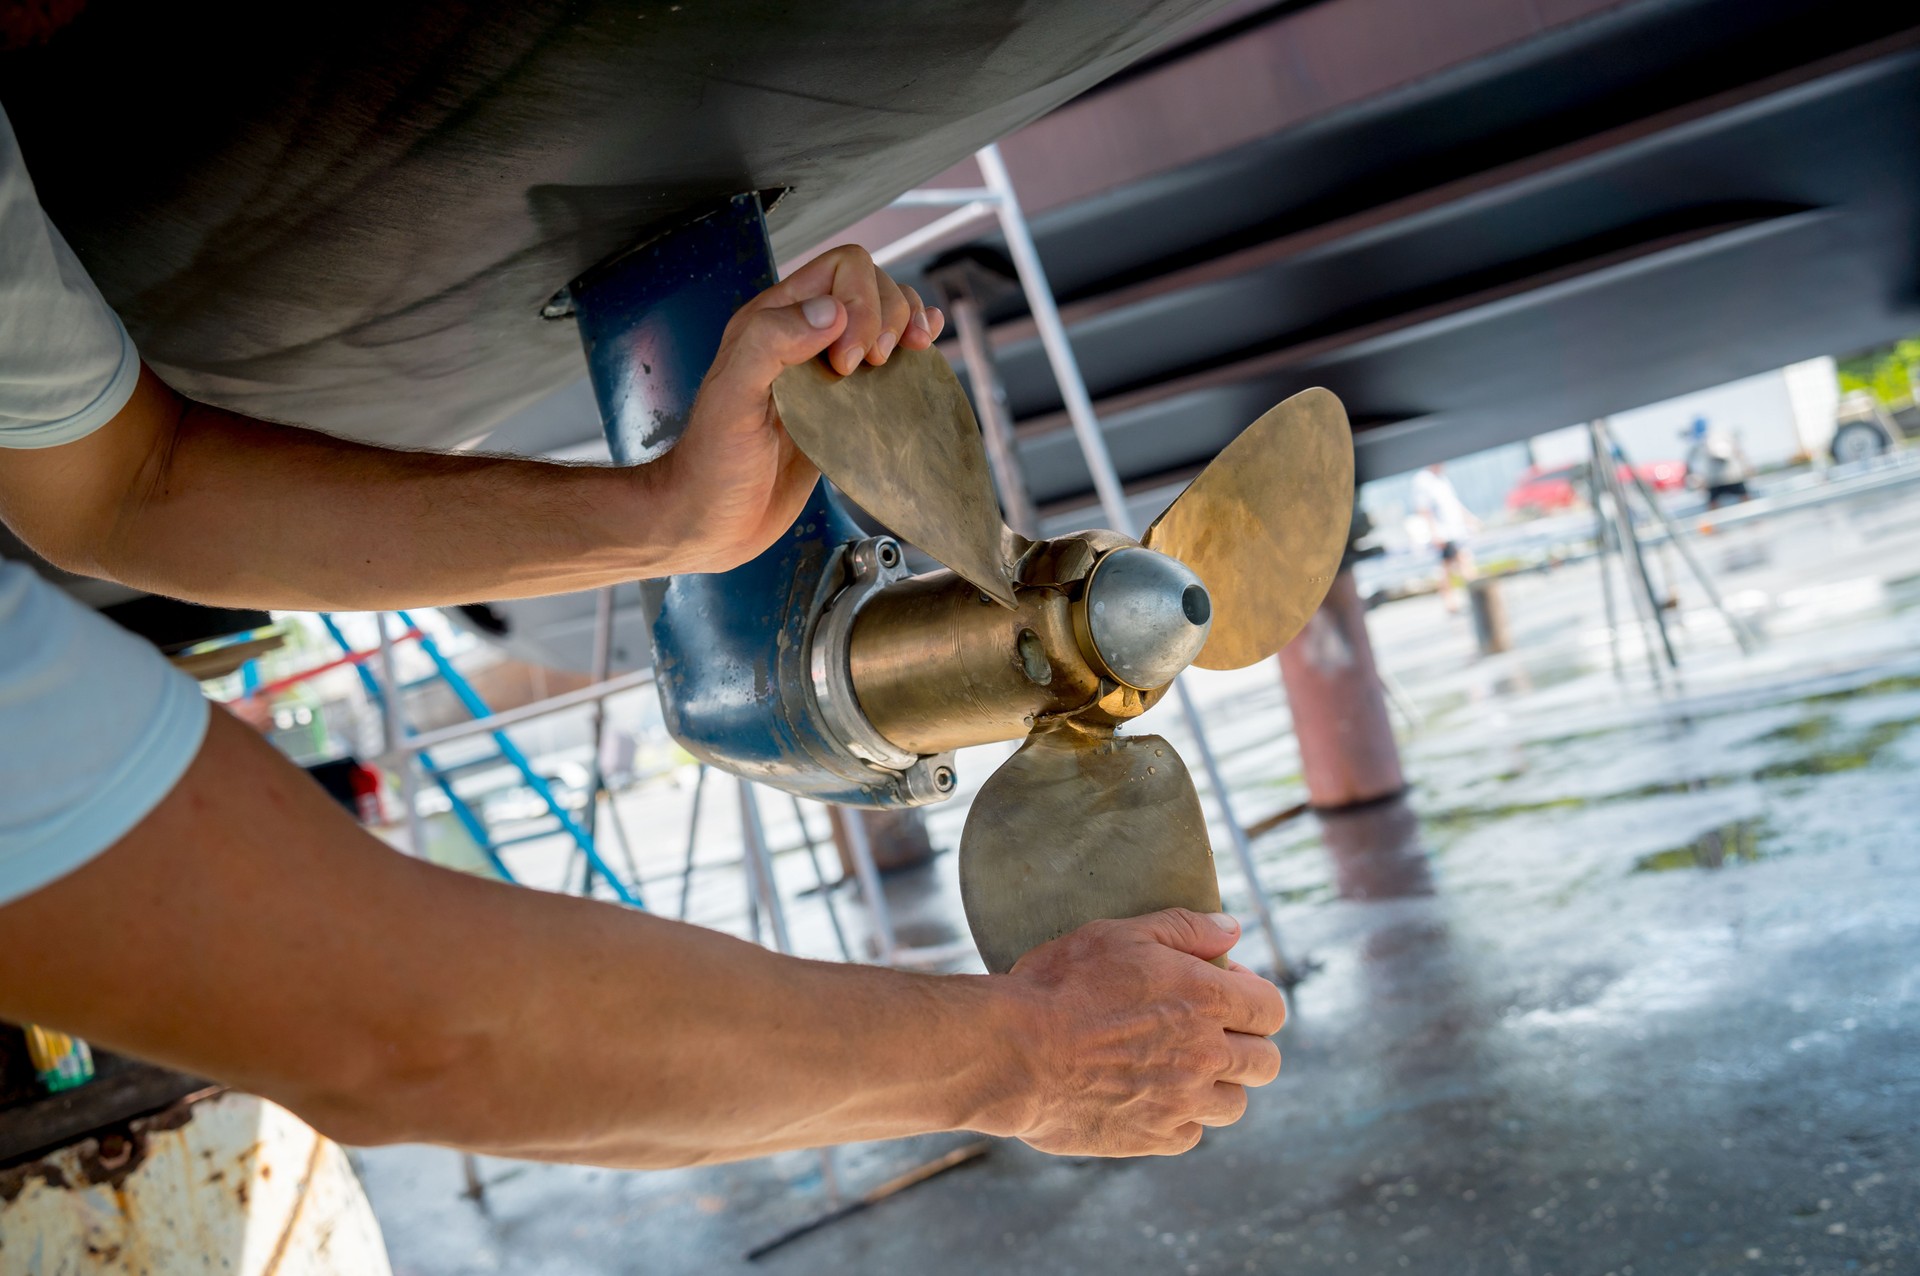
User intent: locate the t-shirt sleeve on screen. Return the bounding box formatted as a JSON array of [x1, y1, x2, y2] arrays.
[[0, 562, 209, 904], [0, 105, 139, 449]]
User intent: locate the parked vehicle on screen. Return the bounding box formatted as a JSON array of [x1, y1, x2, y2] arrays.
[[1506, 459, 1687, 515], [1830, 392, 1909, 464]]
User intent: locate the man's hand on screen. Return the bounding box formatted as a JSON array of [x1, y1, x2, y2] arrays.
[[0, 244, 942, 612], [985, 909, 1288, 1157], [658, 244, 946, 574]]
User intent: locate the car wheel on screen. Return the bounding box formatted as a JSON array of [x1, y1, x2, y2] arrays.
[[1831, 419, 1891, 464]]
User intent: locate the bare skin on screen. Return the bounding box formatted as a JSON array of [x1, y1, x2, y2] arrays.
[[0, 711, 1285, 1165], [0, 246, 942, 609], [0, 245, 1288, 1162]]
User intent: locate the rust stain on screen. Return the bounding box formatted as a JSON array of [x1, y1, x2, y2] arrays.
[[0, 1158, 70, 1202], [259, 1135, 327, 1276]]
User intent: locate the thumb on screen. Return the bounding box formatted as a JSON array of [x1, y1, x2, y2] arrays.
[[704, 296, 846, 422], [1128, 908, 1240, 962]]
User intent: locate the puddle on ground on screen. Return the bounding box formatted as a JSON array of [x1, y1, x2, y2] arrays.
[[1634, 818, 1768, 873], [1753, 715, 1835, 746], [1752, 714, 1920, 781], [1803, 673, 1920, 704], [1415, 709, 1918, 839]]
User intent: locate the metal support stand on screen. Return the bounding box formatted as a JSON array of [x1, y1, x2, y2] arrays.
[[676, 764, 710, 921], [734, 779, 838, 1204], [1587, 463, 1626, 679], [1590, 421, 1677, 677], [1609, 432, 1761, 654], [790, 796, 854, 962], [737, 780, 794, 953], [926, 253, 1038, 537], [575, 585, 618, 892], [1171, 685, 1294, 982], [963, 143, 1292, 978], [374, 613, 426, 856], [838, 808, 900, 962]]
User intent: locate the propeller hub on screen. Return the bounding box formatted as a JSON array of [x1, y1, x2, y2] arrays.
[[1078, 547, 1214, 690]]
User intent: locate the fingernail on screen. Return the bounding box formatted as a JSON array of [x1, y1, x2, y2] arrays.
[[910, 309, 931, 334], [1207, 912, 1239, 934], [874, 331, 898, 362], [840, 345, 865, 373], [802, 297, 838, 329]]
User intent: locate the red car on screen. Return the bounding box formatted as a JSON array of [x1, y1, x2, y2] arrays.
[[1506, 459, 1687, 515]]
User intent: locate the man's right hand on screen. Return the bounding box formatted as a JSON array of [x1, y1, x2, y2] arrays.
[[983, 909, 1288, 1157]]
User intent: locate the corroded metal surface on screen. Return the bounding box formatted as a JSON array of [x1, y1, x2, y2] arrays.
[[0, 1093, 389, 1276], [1276, 569, 1406, 808], [1145, 387, 1353, 670], [958, 723, 1221, 973], [774, 349, 1021, 609]]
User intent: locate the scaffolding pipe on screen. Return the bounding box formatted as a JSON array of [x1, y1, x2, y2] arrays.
[[1614, 444, 1761, 653], [976, 144, 1133, 534], [944, 290, 1039, 537], [838, 808, 899, 962], [870, 201, 997, 270], [367, 667, 656, 764], [737, 780, 792, 953], [374, 613, 427, 856], [974, 142, 1287, 973], [676, 764, 709, 921], [1587, 463, 1626, 679], [1590, 422, 1674, 682], [790, 796, 854, 962], [1596, 420, 1679, 670], [733, 782, 840, 1204]]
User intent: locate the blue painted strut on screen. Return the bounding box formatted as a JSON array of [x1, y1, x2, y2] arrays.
[[567, 193, 917, 805], [318, 614, 640, 903]]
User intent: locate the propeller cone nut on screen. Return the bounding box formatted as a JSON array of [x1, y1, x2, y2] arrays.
[[1077, 546, 1213, 690]]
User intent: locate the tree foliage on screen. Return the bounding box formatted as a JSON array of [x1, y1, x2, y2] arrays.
[[1836, 336, 1920, 407]]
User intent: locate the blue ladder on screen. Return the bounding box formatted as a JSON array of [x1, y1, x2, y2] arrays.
[[318, 613, 642, 906]]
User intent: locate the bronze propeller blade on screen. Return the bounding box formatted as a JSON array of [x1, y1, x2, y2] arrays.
[[959, 724, 1222, 974], [1144, 387, 1354, 670], [773, 347, 1020, 609]]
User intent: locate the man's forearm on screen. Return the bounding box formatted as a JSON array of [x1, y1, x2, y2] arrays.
[[88, 369, 687, 610], [1, 707, 1284, 1163], [0, 709, 1032, 1167]]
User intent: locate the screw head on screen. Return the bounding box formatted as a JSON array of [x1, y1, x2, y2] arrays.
[[877, 540, 901, 568], [934, 765, 956, 792]]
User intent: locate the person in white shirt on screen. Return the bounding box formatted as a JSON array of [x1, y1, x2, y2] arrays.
[[1410, 462, 1479, 613], [0, 104, 1283, 1166]]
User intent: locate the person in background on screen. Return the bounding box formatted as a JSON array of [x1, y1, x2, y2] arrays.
[[1411, 462, 1479, 614], [1683, 416, 1753, 509]]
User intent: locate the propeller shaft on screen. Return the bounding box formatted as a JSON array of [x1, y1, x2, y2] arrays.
[[846, 572, 1103, 756]]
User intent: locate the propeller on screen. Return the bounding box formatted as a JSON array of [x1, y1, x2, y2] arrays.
[[773, 346, 1352, 972]]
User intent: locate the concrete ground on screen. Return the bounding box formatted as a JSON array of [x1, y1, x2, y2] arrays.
[[357, 472, 1920, 1275]]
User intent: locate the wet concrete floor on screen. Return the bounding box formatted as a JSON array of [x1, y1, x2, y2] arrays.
[[359, 482, 1920, 1274]]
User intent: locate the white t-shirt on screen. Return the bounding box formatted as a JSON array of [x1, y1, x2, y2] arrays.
[[0, 104, 209, 905], [1410, 467, 1472, 545]]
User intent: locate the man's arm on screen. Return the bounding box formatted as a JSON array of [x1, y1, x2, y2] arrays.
[[0, 708, 1286, 1166], [0, 246, 940, 611]]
